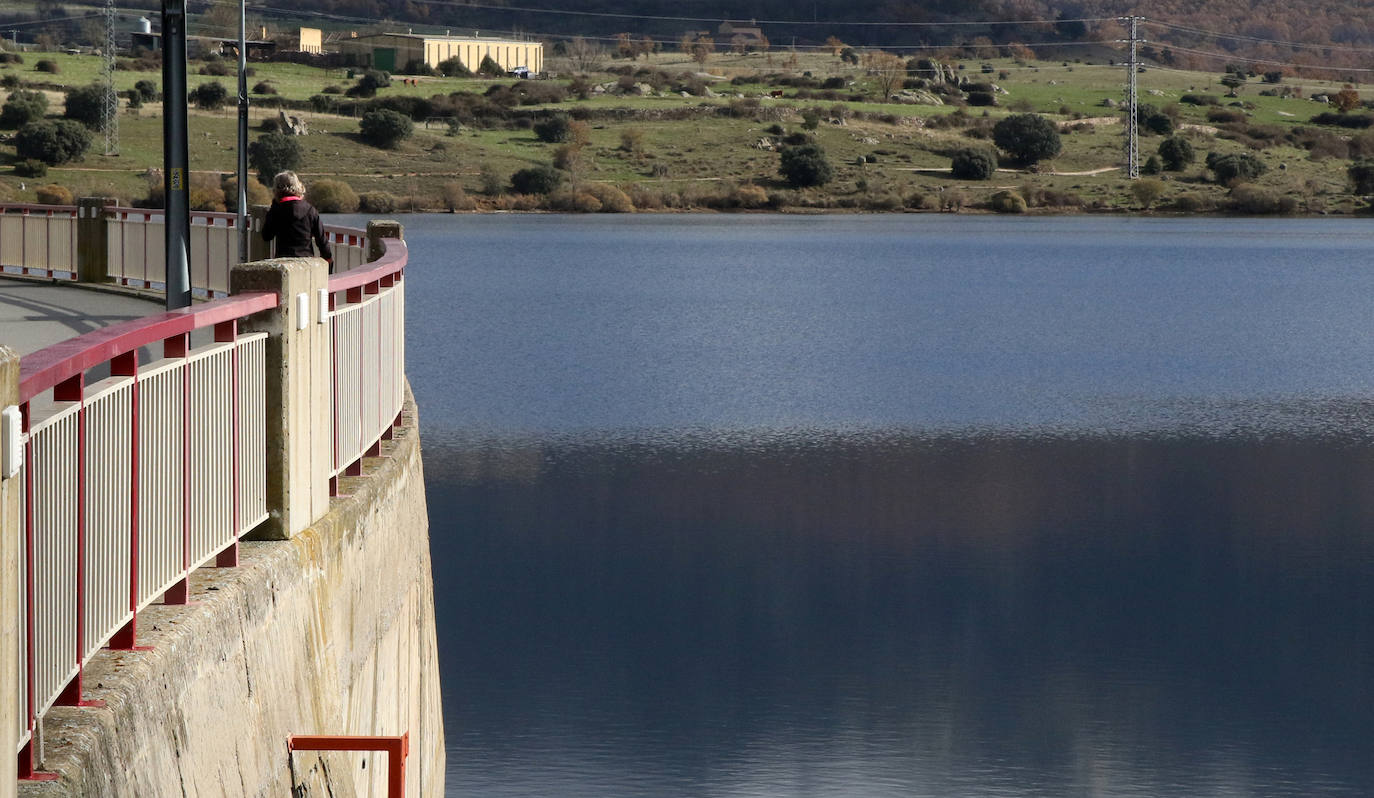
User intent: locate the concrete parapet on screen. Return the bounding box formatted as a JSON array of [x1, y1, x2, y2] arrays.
[[0, 346, 19, 798], [75, 198, 115, 285], [367, 221, 404, 262], [231, 257, 332, 539], [248, 205, 271, 262], [16, 388, 444, 797]]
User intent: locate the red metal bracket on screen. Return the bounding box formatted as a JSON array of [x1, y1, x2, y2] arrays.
[[288, 733, 408, 798]]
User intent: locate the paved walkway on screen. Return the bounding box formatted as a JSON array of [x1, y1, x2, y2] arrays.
[[0, 276, 163, 356]]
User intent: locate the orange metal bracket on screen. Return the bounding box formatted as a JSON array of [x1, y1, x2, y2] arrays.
[[288, 733, 408, 797]]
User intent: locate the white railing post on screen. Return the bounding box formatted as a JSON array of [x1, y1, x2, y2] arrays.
[[1, 346, 20, 795], [230, 257, 331, 539]]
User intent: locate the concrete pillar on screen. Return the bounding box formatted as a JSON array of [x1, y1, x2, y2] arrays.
[[231, 257, 331, 539], [0, 346, 20, 796], [248, 204, 271, 262], [75, 196, 115, 284], [366, 220, 404, 262]]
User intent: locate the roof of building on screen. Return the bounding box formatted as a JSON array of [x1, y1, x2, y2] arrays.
[[350, 32, 540, 45]]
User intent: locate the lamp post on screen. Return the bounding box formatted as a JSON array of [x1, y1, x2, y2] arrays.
[[162, 0, 191, 310], [237, 0, 249, 265]]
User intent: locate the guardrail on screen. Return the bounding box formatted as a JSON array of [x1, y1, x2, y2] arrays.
[[0, 204, 78, 281], [0, 205, 407, 781]]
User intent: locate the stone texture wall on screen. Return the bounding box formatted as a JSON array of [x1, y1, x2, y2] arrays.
[[18, 389, 443, 798]]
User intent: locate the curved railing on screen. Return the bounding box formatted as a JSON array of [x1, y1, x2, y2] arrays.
[[0, 203, 78, 281], [0, 203, 407, 779]]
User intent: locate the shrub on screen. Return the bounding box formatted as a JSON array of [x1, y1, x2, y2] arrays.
[[1131, 178, 1166, 208], [731, 183, 769, 208], [222, 175, 272, 209], [992, 113, 1062, 164], [0, 74, 19, 89], [1171, 192, 1213, 212], [533, 114, 573, 143], [966, 90, 996, 107], [190, 81, 229, 110], [585, 183, 635, 212], [950, 146, 997, 179], [0, 89, 48, 129], [35, 184, 73, 205], [0, 53, 24, 64], [34, 59, 59, 74], [1141, 154, 1161, 174], [437, 57, 472, 77], [1311, 112, 1374, 129], [479, 165, 504, 195], [134, 79, 159, 101], [1158, 136, 1194, 170], [989, 189, 1027, 213], [346, 70, 390, 98], [306, 179, 359, 212], [15, 119, 92, 164], [64, 84, 115, 130], [1206, 151, 1266, 185], [1349, 160, 1374, 194], [198, 59, 231, 76], [401, 58, 437, 76], [322, 84, 343, 94], [778, 142, 833, 187], [252, 80, 277, 95], [308, 94, 338, 113], [1180, 93, 1221, 106], [510, 164, 563, 194], [1227, 184, 1295, 214], [13, 158, 48, 178], [248, 131, 302, 184], [477, 55, 504, 77], [359, 109, 413, 149], [552, 144, 584, 172], [1207, 108, 1247, 124], [358, 191, 400, 213], [188, 172, 227, 211]]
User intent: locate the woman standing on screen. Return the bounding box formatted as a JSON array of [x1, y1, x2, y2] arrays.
[[260, 171, 334, 270]]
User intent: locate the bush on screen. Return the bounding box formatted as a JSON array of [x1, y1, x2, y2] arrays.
[[477, 55, 504, 77], [308, 94, 338, 113], [1227, 184, 1294, 214], [358, 109, 413, 149], [346, 70, 390, 98], [966, 90, 996, 107], [950, 146, 997, 179], [1311, 112, 1374, 129], [306, 179, 359, 213], [34, 59, 59, 74], [510, 164, 563, 194], [401, 59, 437, 76], [356, 191, 397, 213], [437, 57, 472, 77], [441, 182, 477, 211], [1206, 151, 1266, 185], [1141, 154, 1161, 174], [1158, 136, 1195, 170], [533, 114, 573, 143], [13, 158, 48, 178], [248, 131, 302, 184], [35, 184, 73, 205], [222, 175, 272, 209], [0, 89, 48, 129], [989, 189, 1027, 213], [1180, 93, 1221, 106], [0, 53, 23, 64], [992, 113, 1061, 164], [190, 81, 229, 110], [778, 142, 833, 187], [252, 80, 277, 95], [1349, 160, 1374, 194], [730, 183, 769, 208], [198, 60, 231, 76], [15, 119, 92, 165], [1171, 192, 1213, 212], [322, 84, 343, 94], [134, 79, 159, 102], [64, 84, 114, 130], [585, 183, 635, 212], [1131, 178, 1166, 208]]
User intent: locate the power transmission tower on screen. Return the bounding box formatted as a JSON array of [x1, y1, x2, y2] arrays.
[[102, 0, 119, 155], [1122, 15, 1143, 179]]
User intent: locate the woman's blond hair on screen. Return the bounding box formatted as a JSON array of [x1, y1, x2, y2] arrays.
[[272, 170, 306, 199]]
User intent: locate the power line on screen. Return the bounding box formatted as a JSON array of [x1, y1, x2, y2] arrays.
[[1143, 19, 1374, 56], [1157, 42, 1374, 74]]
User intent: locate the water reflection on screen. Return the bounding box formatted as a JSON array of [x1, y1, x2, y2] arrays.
[[427, 424, 1374, 798]]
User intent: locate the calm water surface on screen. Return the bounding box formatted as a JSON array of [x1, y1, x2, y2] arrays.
[[351, 214, 1374, 797]]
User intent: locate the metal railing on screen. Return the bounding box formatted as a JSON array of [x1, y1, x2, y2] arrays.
[[328, 236, 406, 484], [0, 204, 78, 281], [14, 293, 277, 765]]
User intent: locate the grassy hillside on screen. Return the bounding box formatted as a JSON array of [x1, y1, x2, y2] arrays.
[[0, 48, 1369, 214]]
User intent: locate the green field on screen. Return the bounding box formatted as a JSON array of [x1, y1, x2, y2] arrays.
[[0, 47, 1368, 214]]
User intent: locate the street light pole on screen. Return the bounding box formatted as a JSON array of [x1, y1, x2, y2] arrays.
[[237, 0, 249, 265], [162, 0, 191, 309]]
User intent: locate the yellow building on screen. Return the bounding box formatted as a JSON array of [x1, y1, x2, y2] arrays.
[[296, 27, 322, 55], [340, 32, 543, 75]]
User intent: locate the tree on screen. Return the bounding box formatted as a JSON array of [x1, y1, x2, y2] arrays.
[[1206, 151, 1266, 185], [437, 57, 471, 77], [15, 119, 91, 165], [359, 109, 413, 149], [566, 37, 603, 72], [64, 84, 113, 130], [992, 113, 1062, 165], [510, 164, 563, 194], [1131, 178, 1166, 208], [248, 131, 302, 184], [190, 80, 229, 110], [1332, 87, 1361, 112], [533, 113, 572, 143], [0, 89, 48, 129], [1220, 74, 1244, 95], [687, 35, 714, 65], [778, 142, 833, 187], [825, 36, 846, 56], [1158, 136, 1195, 170], [133, 79, 159, 101], [478, 55, 504, 77], [950, 147, 997, 179], [1348, 160, 1374, 194], [616, 33, 635, 59], [867, 51, 906, 99]]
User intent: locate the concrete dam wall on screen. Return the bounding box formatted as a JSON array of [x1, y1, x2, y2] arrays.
[[17, 390, 444, 798]]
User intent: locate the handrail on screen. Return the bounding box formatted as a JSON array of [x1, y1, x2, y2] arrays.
[[327, 236, 406, 292], [0, 203, 79, 214], [18, 291, 278, 402]]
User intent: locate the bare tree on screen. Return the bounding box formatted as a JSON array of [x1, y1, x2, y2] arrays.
[[567, 36, 605, 73], [868, 51, 906, 99]]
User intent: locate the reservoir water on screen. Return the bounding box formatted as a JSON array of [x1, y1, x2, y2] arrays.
[[365, 214, 1374, 797]]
